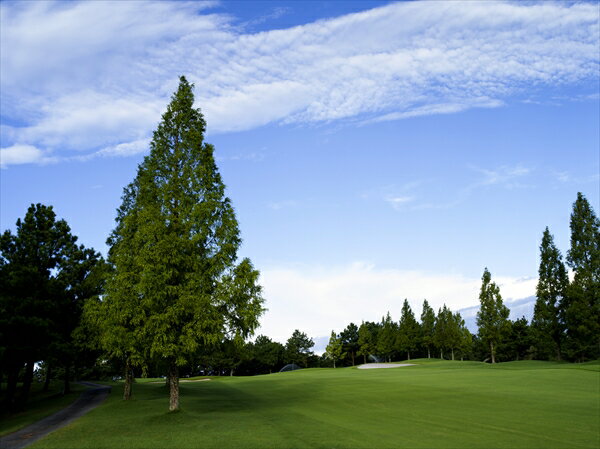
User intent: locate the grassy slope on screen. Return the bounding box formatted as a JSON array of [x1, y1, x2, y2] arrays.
[[30, 360, 600, 449], [0, 382, 85, 437]]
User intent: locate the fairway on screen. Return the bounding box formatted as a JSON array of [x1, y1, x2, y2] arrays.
[[29, 360, 599, 449]]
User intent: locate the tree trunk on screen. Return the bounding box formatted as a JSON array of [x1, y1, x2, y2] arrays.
[[5, 363, 19, 412], [123, 358, 133, 400], [351, 351, 355, 366], [43, 364, 52, 392], [20, 360, 35, 406], [168, 361, 179, 412], [63, 365, 71, 394], [407, 351, 410, 361], [440, 349, 443, 360], [229, 368, 234, 376], [451, 348, 455, 361], [427, 348, 430, 359], [490, 342, 495, 364], [333, 359, 336, 368], [363, 354, 367, 364]]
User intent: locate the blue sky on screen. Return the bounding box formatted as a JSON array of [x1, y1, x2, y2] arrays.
[[1, 1, 599, 350]]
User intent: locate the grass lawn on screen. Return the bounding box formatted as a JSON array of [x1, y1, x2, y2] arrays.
[[0, 381, 85, 437], [28, 360, 600, 449]]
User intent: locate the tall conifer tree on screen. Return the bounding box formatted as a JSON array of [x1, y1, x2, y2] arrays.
[[397, 299, 420, 360], [564, 193, 600, 361], [476, 268, 509, 363], [105, 77, 264, 411], [531, 227, 568, 360], [420, 300, 435, 359]]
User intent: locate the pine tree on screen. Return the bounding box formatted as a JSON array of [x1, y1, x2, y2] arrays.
[[420, 300, 435, 358], [357, 321, 378, 364], [325, 331, 345, 368], [105, 77, 264, 411], [285, 330, 314, 367], [340, 323, 359, 366], [397, 299, 420, 360], [434, 305, 452, 359], [476, 268, 510, 363], [531, 227, 568, 360], [563, 192, 600, 361], [377, 312, 396, 362]]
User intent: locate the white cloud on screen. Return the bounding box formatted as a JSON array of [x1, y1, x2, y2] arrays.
[[473, 164, 532, 188], [0, 144, 56, 168], [1, 1, 598, 164], [385, 196, 414, 210], [256, 262, 537, 344]]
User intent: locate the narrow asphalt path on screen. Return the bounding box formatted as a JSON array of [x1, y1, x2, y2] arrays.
[[0, 382, 111, 449]]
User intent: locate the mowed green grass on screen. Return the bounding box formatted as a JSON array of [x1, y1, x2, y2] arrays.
[[30, 360, 600, 449]]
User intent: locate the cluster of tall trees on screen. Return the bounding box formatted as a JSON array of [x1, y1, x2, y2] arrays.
[[325, 299, 472, 367], [531, 193, 599, 362], [0, 204, 104, 411]]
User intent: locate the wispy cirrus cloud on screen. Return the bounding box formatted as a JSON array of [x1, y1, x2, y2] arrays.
[[1, 1, 598, 166]]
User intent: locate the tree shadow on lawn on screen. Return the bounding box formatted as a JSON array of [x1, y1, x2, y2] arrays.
[[145, 378, 326, 421]]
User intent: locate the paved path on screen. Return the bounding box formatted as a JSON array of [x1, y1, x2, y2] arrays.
[[0, 382, 111, 449]]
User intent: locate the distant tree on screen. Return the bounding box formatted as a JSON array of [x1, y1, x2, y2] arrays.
[[377, 313, 396, 362], [325, 331, 345, 368], [252, 335, 284, 374], [357, 321, 378, 364], [420, 300, 436, 359], [447, 312, 466, 361], [563, 193, 600, 361], [434, 305, 452, 359], [505, 317, 531, 361], [458, 324, 473, 361], [476, 268, 510, 363], [340, 323, 359, 366], [397, 299, 420, 360], [102, 77, 264, 411], [531, 227, 568, 360], [285, 330, 314, 368]]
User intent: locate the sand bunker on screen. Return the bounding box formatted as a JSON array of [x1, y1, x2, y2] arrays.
[[357, 363, 415, 369]]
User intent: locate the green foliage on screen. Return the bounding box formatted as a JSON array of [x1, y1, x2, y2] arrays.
[[325, 331, 345, 368], [377, 312, 396, 361], [0, 204, 101, 408], [339, 322, 359, 366], [250, 336, 284, 373], [504, 317, 532, 361], [98, 76, 264, 409], [285, 330, 314, 368], [563, 192, 600, 361], [433, 305, 453, 359], [420, 299, 435, 358], [397, 299, 420, 360], [357, 321, 378, 363], [476, 268, 510, 363], [532, 227, 568, 360]]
